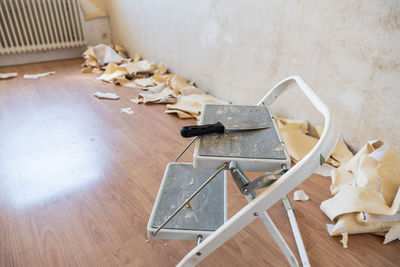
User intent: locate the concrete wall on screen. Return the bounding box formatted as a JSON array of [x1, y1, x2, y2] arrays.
[[106, 0, 400, 150]]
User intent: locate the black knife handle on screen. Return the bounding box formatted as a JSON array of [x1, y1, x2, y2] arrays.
[[180, 122, 225, 138]]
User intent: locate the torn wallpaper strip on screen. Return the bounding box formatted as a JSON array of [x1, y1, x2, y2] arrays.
[[0, 72, 17, 79], [23, 72, 55, 79], [93, 92, 119, 100]]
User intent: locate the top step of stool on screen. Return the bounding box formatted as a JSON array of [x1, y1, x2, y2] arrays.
[[194, 104, 291, 171]]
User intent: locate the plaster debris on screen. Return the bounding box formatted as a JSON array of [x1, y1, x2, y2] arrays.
[[320, 140, 400, 247], [23, 71, 55, 79], [0, 72, 17, 79], [93, 92, 119, 100], [120, 107, 135, 115], [293, 190, 309, 201]]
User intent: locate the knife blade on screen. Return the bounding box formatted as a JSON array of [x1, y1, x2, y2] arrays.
[[180, 121, 269, 138]]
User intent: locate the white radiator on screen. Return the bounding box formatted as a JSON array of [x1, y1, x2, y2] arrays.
[[0, 0, 86, 55]]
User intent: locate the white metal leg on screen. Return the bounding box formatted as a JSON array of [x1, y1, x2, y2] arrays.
[[258, 211, 299, 267], [282, 196, 310, 267]]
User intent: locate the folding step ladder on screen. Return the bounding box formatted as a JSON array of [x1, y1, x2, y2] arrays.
[[147, 76, 339, 266]]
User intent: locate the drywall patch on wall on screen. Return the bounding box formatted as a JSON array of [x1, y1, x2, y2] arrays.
[[107, 0, 400, 150]]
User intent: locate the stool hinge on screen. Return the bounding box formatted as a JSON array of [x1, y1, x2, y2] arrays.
[[229, 161, 288, 199]]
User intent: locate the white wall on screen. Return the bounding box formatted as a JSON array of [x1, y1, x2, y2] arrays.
[[107, 0, 400, 150]]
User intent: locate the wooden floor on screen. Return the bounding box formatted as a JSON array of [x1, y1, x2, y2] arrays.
[[0, 59, 399, 267]]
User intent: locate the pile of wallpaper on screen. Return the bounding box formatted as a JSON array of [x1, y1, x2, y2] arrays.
[[81, 43, 228, 119], [321, 140, 400, 247], [276, 118, 399, 247]]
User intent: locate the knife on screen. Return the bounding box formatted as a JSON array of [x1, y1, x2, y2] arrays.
[[180, 121, 269, 138]]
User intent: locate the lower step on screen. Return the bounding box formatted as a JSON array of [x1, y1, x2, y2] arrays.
[[147, 162, 227, 240]]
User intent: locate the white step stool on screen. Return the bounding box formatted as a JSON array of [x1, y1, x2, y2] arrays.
[[147, 76, 340, 266]]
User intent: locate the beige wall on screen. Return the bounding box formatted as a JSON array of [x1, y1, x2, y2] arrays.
[[106, 0, 400, 150]]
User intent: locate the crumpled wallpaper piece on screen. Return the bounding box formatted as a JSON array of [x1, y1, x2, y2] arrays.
[[92, 44, 126, 67], [96, 63, 128, 82], [320, 140, 400, 247], [81, 44, 127, 73]]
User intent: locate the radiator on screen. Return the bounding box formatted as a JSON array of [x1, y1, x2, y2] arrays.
[[0, 0, 86, 54]]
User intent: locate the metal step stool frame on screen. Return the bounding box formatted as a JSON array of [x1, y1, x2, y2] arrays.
[[150, 76, 339, 266]]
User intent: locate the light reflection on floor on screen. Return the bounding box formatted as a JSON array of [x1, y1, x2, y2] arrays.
[[0, 105, 105, 209]]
